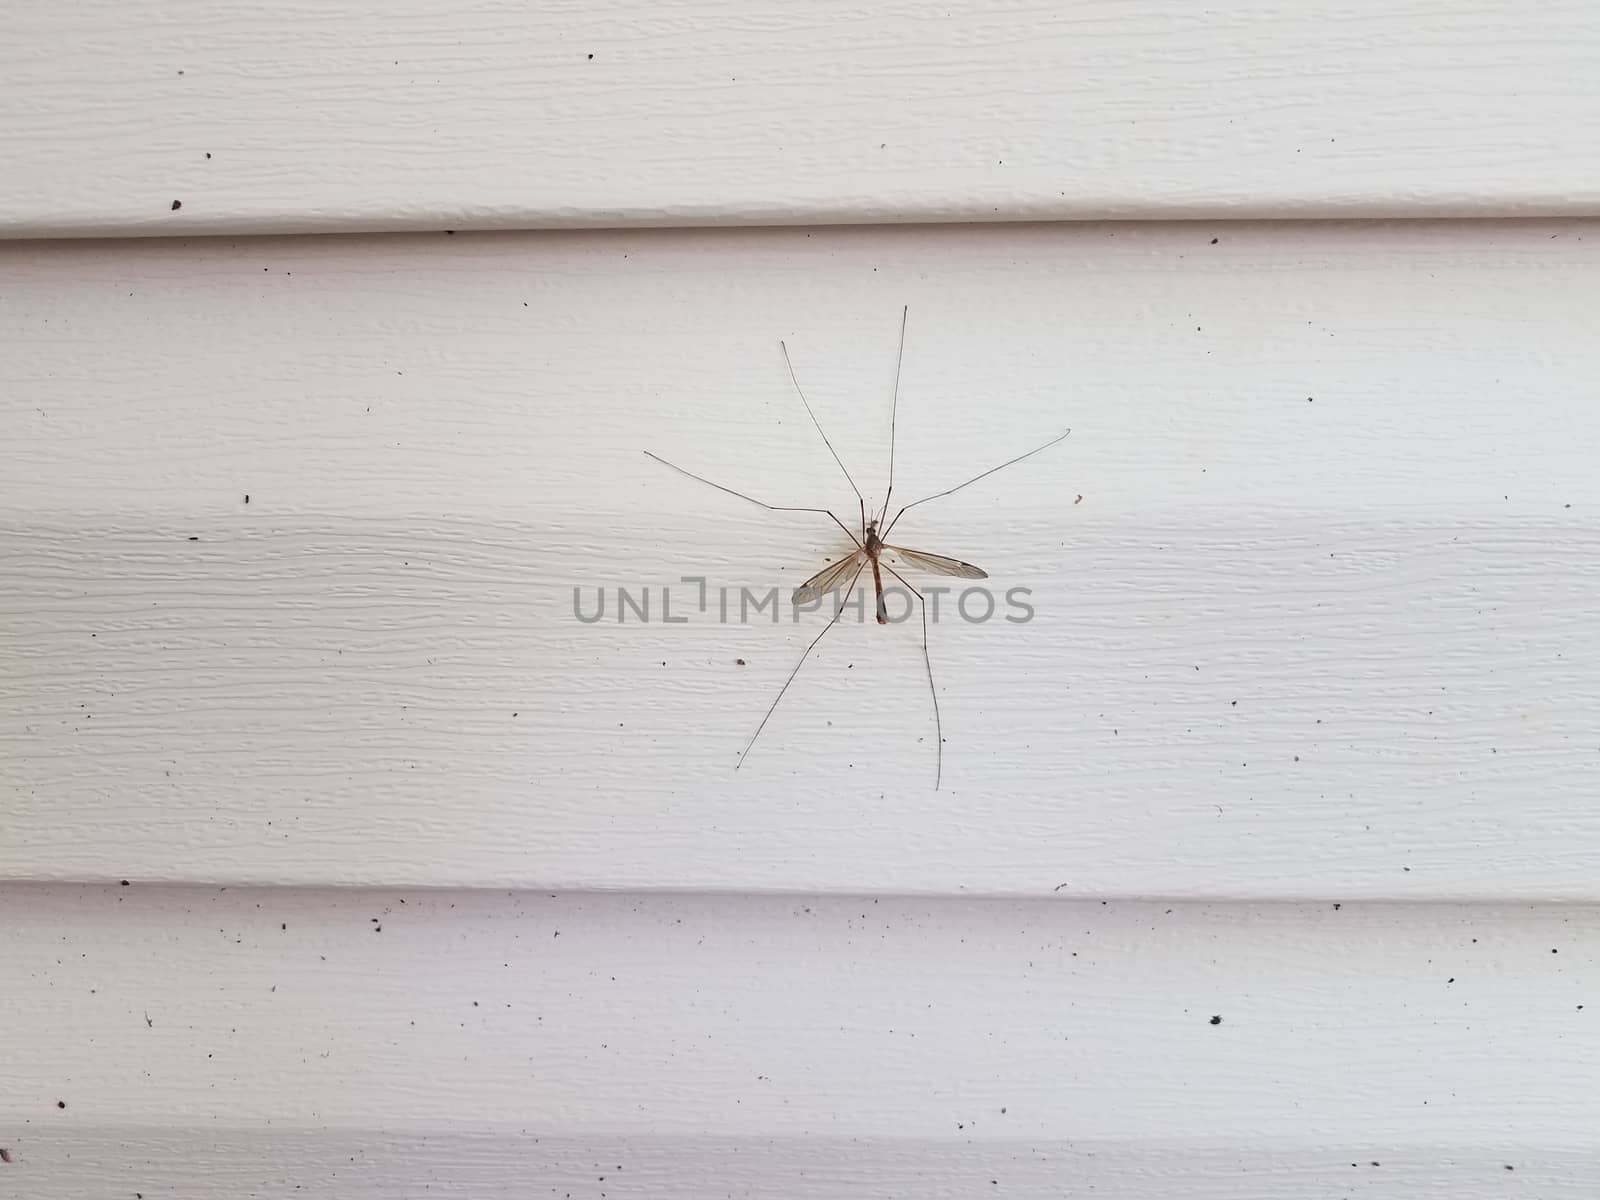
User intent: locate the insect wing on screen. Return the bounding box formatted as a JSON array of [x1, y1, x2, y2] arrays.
[[883, 545, 987, 579], [792, 551, 865, 606]]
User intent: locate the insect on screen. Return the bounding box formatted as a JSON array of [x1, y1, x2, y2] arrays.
[[645, 307, 1070, 788]]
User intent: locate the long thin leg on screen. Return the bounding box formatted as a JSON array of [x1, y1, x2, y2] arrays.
[[780, 339, 865, 509], [881, 428, 1073, 541], [737, 560, 867, 771], [644, 450, 862, 549], [880, 561, 942, 790], [880, 305, 909, 526]]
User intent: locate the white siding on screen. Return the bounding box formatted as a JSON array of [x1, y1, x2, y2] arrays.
[[4, 1, 1600, 237], [3, 223, 1597, 896], [1, 6, 1596, 1196], [2, 886, 1595, 1197]]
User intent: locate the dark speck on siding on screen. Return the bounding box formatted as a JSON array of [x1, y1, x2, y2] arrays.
[[1209, 1014, 1222, 1025], [187, 536, 199, 541], [0, 1148, 12, 1163], [56, 1100, 66, 1109], [171, 200, 182, 211]]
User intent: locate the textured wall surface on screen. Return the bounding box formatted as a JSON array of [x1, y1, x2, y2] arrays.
[[1, 5, 1597, 1197], [2, 886, 1594, 1197], [4, 223, 1599, 897], [5, 0, 1600, 236]]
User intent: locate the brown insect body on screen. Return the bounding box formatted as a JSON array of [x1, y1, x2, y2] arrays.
[[864, 520, 887, 625]]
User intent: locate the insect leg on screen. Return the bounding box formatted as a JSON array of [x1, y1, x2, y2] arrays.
[[880, 562, 943, 790], [879, 428, 1072, 541], [737, 559, 868, 772], [644, 450, 862, 548], [880, 304, 908, 526]]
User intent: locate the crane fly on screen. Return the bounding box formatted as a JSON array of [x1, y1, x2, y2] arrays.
[[645, 307, 1071, 788]]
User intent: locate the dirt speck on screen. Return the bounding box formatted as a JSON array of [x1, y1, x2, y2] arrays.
[[170, 200, 182, 211], [735, 658, 746, 666], [0, 1148, 12, 1163], [1209, 1014, 1222, 1025]]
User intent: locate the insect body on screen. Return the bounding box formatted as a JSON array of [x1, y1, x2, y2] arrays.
[[792, 517, 987, 623], [646, 307, 1070, 788]]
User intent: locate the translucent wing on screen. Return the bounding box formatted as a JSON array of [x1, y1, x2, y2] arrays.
[[883, 545, 988, 579], [792, 550, 866, 606]]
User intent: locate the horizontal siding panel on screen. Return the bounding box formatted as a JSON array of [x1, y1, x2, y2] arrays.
[[4, 1, 1600, 237], [2, 221, 1598, 895], [1, 885, 1596, 1196]]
